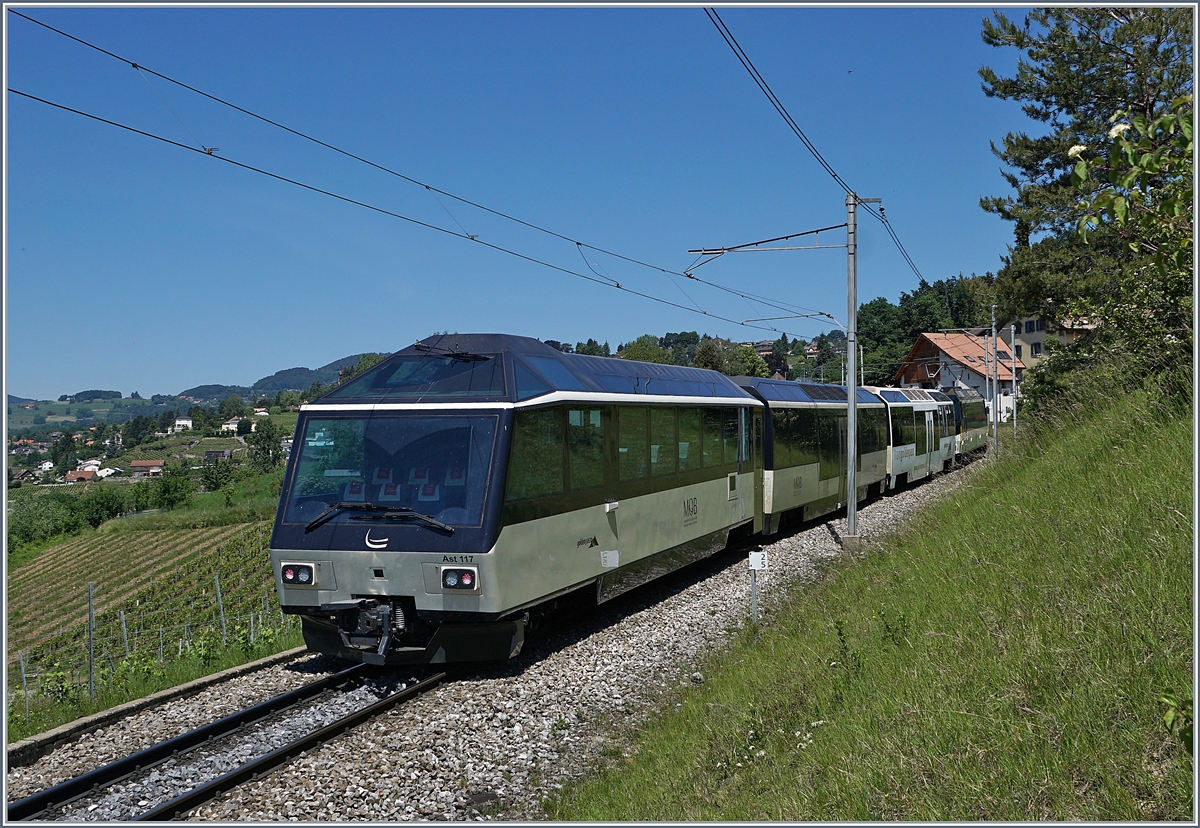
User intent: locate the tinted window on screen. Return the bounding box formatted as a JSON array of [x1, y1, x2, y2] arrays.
[[505, 409, 564, 501], [818, 411, 842, 480], [678, 408, 701, 471], [328, 354, 506, 399], [650, 407, 677, 476], [618, 407, 649, 481], [702, 409, 724, 468], [514, 362, 551, 401], [525, 356, 588, 391], [567, 407, 604, 490], [284, 414, 497, 526]]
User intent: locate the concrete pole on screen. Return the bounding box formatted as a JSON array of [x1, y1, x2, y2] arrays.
[[1011, 323, 1018, 437], [990, 304, 998, 447], [844, 194, 879, 553]]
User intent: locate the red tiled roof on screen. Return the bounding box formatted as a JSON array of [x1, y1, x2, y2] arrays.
[[895, 333, 1024, 384], [129, 459, 164, 467]]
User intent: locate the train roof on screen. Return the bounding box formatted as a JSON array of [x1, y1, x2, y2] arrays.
[[316, 333, 754, 405], [734, 376, 882, 405], [862, 386, 948, 404]]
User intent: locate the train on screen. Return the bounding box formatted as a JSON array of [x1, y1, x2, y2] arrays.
[[269, 334, 989, 665]]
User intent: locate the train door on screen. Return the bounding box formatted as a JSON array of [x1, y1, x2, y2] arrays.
[[925, 411, 935, 468], [749, 407, 763, 533]]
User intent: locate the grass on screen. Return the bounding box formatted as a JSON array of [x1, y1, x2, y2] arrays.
[[546, 381, 1193, 821], [7, 626, 305, 743]]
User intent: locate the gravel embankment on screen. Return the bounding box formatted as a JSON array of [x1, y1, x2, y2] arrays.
[[6, 467, 969, 821]]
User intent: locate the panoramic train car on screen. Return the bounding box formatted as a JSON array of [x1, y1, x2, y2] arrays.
[[270, 334, 764, 665], [945, 385, 989, 456], [734, 377, 887, 534], [862, 386, 955, 488]]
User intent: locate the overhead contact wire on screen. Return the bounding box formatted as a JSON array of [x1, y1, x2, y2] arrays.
[[8, 8, 826, 320], [703, 7, 927, 283], [9, 87, 812, 341]]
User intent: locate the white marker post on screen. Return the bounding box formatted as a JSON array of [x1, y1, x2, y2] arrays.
[[748, 549, 768, 624]]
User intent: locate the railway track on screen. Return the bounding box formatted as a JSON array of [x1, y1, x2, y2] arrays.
[[7, 666, 444, 821]]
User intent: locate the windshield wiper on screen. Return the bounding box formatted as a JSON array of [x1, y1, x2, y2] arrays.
[[350, 509, 454, 534], [305, 501, 454, 534]]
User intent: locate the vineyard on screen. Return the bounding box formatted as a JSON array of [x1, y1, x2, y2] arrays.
[[6, 518, 300, 726]]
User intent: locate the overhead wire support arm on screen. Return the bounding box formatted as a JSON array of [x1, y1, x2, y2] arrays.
[[688, 223, 848, 255]]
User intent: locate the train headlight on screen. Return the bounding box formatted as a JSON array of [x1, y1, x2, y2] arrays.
[[442, 567, 478, 591], [281, 563, 316, 587]]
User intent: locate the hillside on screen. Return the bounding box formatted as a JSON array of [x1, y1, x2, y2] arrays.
[[549, 382, 1193, 820]]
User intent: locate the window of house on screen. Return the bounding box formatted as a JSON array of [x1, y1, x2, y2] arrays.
[[1031, 342, 1043, 357], [1025, 320, 1036, 334], [1036, 319, 1046, 331], [1014, 344, 1022, 358]]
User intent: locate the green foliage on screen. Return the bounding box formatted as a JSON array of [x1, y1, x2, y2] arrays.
[[736, 345, 770, 378], [78, 485, 127, 528], [337, 352, 387, 382], [575, 338, 612, 357], [692, 338, 724, 372], [199, 459, 236, 492], [219, 394, 246, 420], [1159, 693, 1194, 757], [979, 8, 1192, 236], [980, 7, 1191, 329], [247, 418, 285, 473], [6, 491, 85, 554], [151, 464, 195, 511], [618, 334, 675, 365]]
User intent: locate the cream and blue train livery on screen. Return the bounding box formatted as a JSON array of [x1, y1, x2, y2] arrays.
[[271, 334, 987, 665]]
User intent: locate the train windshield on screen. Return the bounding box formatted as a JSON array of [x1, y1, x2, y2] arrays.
[[283, 414, 498, 528], [325, 353, 505, 400]]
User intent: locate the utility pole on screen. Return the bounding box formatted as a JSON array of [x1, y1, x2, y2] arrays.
[[1011, 323, 1018, 438], [990, 304, 998, 448], [844, 193, 880, 555]]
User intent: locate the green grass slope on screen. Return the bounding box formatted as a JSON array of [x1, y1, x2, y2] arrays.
[[548, 384, 1193, 821]]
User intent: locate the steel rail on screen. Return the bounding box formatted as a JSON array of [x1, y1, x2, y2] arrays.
[[134, 671, 446, 821], [7, 664, 369, 822]]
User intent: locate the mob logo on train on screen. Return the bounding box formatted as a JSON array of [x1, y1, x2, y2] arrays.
[[683, 496, 699, 527]]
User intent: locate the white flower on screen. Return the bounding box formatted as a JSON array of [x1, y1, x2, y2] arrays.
[[1067, 145, 1087, 159], [1108, 123, 1132, 139]]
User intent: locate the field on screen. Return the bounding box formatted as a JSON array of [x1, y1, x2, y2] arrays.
[[548, 381, 1193, 820]]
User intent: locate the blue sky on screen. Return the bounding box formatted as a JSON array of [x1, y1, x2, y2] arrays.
[[5, 5, 1033, 401]]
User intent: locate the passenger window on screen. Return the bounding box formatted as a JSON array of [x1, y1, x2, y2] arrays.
[[567, 407, 604, 490], [722, 408, 738, 465], [618, 407, 649, 481], [772, 409, 793, 468], [650, 407, 676, 477], [817, 411, 841, 480], [702, 409, 724, 468], [678, 408, 701, 471], [794, 409, 819, 467], [505, 408, 564, 501]]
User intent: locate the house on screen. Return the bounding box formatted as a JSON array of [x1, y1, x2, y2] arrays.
[[95, 467, 117, 479], [64, 470, 96, 483], [221, 417, 258, 433], [38, 460, 55, 472], [1000, 315, 1093, 369], [804, 342, 819, 358], [77, 458, 103, 472], [253, 408, 270, 416], [204, 449, 233, 463], [130, 459, 165, 478], [10, 469, 38, 484], [172, 417, 194, 433], [893, 332, 1024, 421], [740, 340, 775, 358]]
